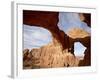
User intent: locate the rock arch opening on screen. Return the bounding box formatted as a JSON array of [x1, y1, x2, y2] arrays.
[[74, 42, 87, 60]]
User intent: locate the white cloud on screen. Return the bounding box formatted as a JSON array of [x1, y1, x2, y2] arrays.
[[23, 25, 52, 50]]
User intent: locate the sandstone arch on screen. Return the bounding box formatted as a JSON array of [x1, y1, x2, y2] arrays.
[[23, 10, 91, 68]]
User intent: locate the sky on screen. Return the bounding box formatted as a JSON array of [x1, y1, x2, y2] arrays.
[[74, 42, 86, 57], [23, 12, 90, 57], [23, 24, 52, 49], [58, 12, 91, 34]]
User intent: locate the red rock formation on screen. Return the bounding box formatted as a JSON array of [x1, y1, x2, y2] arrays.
[[23, 10, 91, 68]]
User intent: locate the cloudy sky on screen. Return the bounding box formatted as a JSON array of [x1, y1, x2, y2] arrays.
[[23, 24, 52, 49]]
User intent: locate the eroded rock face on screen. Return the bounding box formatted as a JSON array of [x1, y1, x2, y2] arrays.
[[23, 49, 33, 69], [39, 39, 68, 68], [67, 28, 90, 39], [23, 38, 79, 69]]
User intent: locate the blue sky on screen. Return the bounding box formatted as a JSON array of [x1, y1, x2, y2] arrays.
[[74, 42, 86, 57]]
